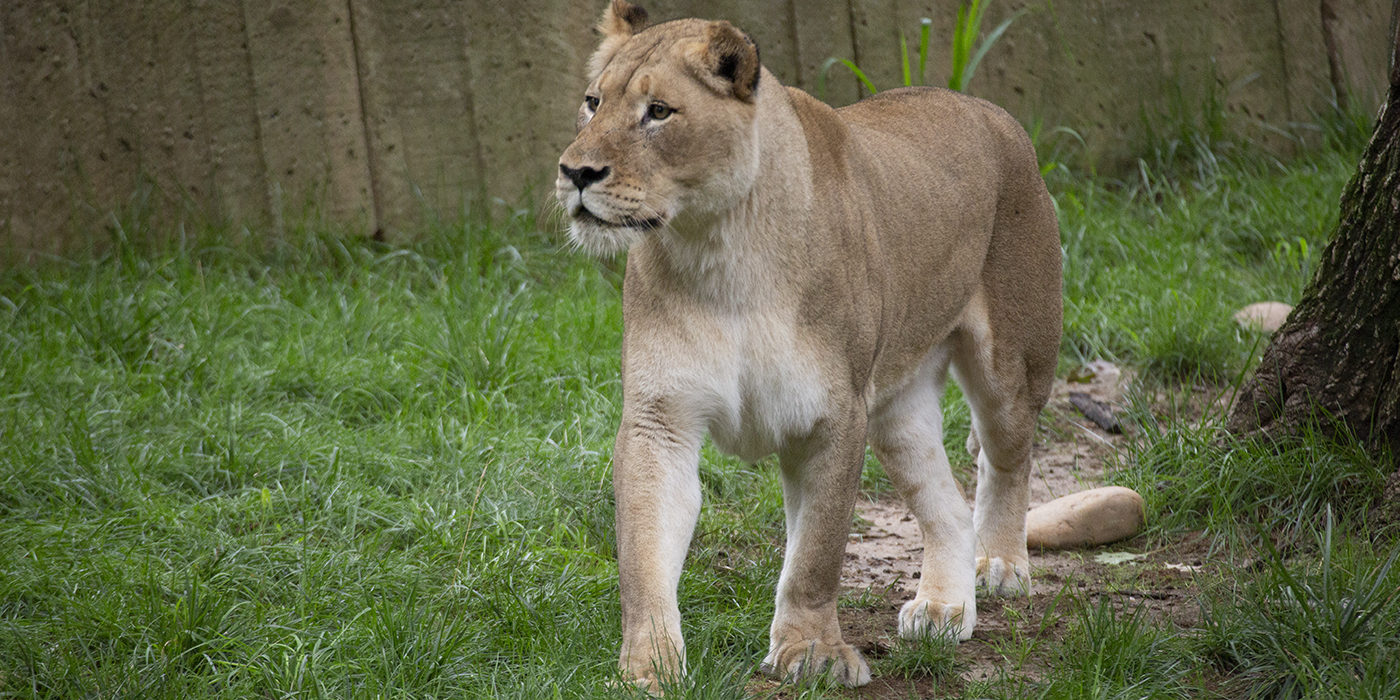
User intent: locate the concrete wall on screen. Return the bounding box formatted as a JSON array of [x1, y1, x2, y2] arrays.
[[1, 0, 1392, 253]]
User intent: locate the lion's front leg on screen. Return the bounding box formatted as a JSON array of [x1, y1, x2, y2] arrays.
[[762, 404, 871, 688], [613, 407, 703, 692]]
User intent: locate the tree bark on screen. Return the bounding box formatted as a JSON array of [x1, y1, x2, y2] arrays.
[[1227, 1, 1400, 486]]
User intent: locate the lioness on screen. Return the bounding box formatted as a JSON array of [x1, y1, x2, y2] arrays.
[[556, 1, 1061, 689]]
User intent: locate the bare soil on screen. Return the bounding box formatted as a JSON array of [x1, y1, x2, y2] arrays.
[[749, 368, 1224, 698]]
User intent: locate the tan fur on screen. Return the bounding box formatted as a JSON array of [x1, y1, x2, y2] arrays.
[[557, 2, 1061, 691], [588, 0, 650, 80]]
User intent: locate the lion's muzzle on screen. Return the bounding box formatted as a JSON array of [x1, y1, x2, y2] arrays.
[[560, 164, 610, 191]]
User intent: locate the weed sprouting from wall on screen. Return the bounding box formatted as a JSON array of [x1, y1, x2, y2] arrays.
[[1133, 77, 1231, 193], [816, 0, 1023, 101], [1313, 89, 1380, 154], [948, 0, 1026, 93]]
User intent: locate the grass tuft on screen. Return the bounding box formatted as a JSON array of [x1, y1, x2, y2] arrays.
[[1037, 595, 1198, 698], [877, 633, 964, 682], [1199, 512, 1400, 699], [1111, 401, 1391, 541]]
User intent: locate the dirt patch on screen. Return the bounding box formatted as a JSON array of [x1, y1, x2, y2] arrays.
[[807, 369, 1227, 697], [844, 371, 1130, 596], [816, 534, 1220, 698], [741, 370, 1240, 697]]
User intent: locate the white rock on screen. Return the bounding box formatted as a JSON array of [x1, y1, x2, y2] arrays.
[[1094, 551, 1147, 565], [1233, 302, 1293, 333], [1064, 359, 1127, 403], [1026, 486, 1145, 550], [1080, 359, 1121, 388]]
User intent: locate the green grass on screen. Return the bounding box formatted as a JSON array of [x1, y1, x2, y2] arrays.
[[876, 634, 964, 682], [1037, 596, 1199, 699], [1, 135, 1397, 697], [1199, 514, 1400, 699], [1110, 404, 1390, 541], [0, 211, 782, 697], [1056, 149, 1354, 381]]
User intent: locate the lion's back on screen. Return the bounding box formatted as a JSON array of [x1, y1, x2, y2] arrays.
[[808, 86, 1060, 391], [837, 87, 1039, 188]]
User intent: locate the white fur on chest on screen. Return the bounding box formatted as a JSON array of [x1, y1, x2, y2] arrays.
[[631, 307, 830, 462], [709, 312, 830, 460]]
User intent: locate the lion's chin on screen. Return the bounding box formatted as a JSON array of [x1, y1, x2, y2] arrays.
[[568, 210, 665, 257]]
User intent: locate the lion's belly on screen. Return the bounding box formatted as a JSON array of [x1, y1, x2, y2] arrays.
[[704, 317, 831, 462]]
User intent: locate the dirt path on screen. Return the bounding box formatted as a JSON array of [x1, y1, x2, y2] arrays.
[[789, 366, 1214, 696], [842, 364, 1125, 596], [745, 368, 1232, 697], [841, 433, 1110, 597]]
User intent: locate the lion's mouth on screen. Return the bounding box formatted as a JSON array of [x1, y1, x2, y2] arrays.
[[575, 205, 665, 231]]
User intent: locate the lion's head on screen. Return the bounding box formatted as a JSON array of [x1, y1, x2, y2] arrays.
[[556, 1, 763, 256]]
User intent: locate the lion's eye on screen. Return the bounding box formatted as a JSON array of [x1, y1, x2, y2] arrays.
[[647, 103, 674, 121], [584, 95, 600, 112]]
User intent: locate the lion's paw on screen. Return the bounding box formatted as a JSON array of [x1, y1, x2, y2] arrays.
[[976, 556, 1031, 597], [898, 598, 975, 641], [761, 640, 871, 687], [608, 674, 661, 696], [617, 637, 683, 697]]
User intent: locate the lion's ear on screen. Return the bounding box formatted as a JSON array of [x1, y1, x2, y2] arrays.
[[588, 1, 649, 79], [599, 0, 648, 37], [687, 21, 761, 102]]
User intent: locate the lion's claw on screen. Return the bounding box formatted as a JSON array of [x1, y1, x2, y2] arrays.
[[761, 640, 871, 687], [976, 556, 1031, 597], [898, 598, 975, 641]]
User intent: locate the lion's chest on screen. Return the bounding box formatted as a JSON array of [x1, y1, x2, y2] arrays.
[[699, 313, 832, 461]]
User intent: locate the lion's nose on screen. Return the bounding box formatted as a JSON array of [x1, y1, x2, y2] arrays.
[[560, 164, 610, 191]]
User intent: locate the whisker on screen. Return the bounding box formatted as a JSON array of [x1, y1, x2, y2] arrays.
[[638, 200, 677, 236], [542, 200, 570, 241]]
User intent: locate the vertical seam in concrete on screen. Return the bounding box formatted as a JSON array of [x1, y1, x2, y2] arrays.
[[344, 0, 381, 233], [0, 7, 11, 242], [239, 0, 274, 223], [846, 0, 861, 102], [462, 32, 486, 205], [184, 0, 218, 218], [786, 0, 803, 87], [65, 2, 100, 207], [1270, 0, 1296, 126], [1320, 0, 1349, 112]]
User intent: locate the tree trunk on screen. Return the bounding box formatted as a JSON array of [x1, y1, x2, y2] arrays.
[[1227, 1, 1400, 494]]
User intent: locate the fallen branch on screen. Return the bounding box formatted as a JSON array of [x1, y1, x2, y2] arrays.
[[1069, 392, 1122, 434]]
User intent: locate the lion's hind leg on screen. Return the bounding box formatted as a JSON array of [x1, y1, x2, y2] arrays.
[[949, 293, 1054, 598], [868, 353, 978, 641]]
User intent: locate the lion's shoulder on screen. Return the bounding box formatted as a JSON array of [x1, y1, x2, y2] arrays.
[[784, 87, 852, 173]]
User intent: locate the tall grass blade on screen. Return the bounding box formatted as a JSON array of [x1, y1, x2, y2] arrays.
[[840, 59, 879, 95], [949, 3, 972, 91], [900, 31, 911, 87], [962, 9, 1026, 92], [918, 18, 932, 87], [817, 57, 879, 100]]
